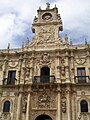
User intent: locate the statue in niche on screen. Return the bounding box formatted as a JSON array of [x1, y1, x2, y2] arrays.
[[60, 59, 65, 79], [61, 66, 65, 76], [21, 67, 25, 80], [22, 97, 27, 113], [61, 99, 66, 113], [41, 53, 50, 64]]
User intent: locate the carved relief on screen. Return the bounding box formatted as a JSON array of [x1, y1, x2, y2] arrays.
[[60, 59, 65, 81], [60, 59, 65, 75], [41, 53, 50, 63], [0, 113, 11, 120], [37, 26, 55, 44], [31, 92, 56, 109], [22, 95, 27, 113], [40, 52, 51, 66], [61, 86, 66, 113], [75, 58, 86, 65], [21, 67, 25, 80], [61, 99, 66, 113], [8, 61, 18, 68], [0, 63, 3, 71], [38, 92, 50, 108]]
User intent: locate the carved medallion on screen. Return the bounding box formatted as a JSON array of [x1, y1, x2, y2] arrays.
[[38, 93, 50, 108], [75, 58, 86, 65], [8, 61, 18, 68]]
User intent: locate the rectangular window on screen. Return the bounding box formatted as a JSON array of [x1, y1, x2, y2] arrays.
[[7, 71, 16, 85], [77, 67, 86, 83]]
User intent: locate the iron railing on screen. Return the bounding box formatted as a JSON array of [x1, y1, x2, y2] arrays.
[[33, 75, 55, 83], [3, 78, 17, 85], [74, 76, 90, 84]]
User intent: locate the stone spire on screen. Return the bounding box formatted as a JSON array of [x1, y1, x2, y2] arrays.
[[70, 37, 72, 45], [85, 38, 87, 44]]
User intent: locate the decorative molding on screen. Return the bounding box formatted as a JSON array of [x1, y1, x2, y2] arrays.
[[0, 63, 3, 71], [8, 61, 18, 68], [75, 58, 86, 65]]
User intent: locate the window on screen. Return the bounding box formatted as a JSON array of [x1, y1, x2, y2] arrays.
[[77, 67, 86, 83], [80, 100, 88, 112], [8, 71, 16, 85], [3, 101, 10, 112], [40, 67, 50, 83]]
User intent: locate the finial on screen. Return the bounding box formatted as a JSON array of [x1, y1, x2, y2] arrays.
[[22, 42, 24, 50], [70, 37, 72, 45], [39, 6, 41, 10], [55, 4, 57, 8], [26, 37, 29, 47], [34, 16, 38, 22], [85, 38, 87, 44], [65, 34, 68, 44], [46, 2, 50, 9], [7, 43, 10, 51]]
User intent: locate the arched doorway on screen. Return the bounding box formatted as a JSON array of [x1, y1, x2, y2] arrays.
[[35, 114, 52, 120], [40, 67, 50, 83]]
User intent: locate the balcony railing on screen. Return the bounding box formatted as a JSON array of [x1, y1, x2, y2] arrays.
[[74, 76, 90, 84], [33, 75, 55, 83], [3, 78, 17, 85]]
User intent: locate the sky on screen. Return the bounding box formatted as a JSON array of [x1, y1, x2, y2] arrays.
[[0, 0, 90, 49]]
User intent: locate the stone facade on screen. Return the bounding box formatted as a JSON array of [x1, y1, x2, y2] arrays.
[[0, 3, 90, 120]]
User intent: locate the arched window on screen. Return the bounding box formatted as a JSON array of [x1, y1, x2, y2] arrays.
[[3, 101, 10, 112], [80, 100, 88, 112]]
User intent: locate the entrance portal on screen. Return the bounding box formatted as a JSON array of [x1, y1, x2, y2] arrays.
[[35, 114, 52, 120]]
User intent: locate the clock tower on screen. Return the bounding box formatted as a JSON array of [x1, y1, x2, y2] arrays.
[[31, 3, 63, 46]]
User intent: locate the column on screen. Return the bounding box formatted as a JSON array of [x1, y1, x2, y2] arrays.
[[16, 92, 22, 120], [72, 92, 76, 120], [26, 92, 31, 120], [56, 52, 60, 83], [71, 51, 74, 83], [30, 67, 33, 83], [65, 51, 70, 83], [66, 86, 71, 120], [57, 85, 61, 120]]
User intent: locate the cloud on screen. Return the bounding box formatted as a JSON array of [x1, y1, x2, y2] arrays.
[[0, 0, 90, 48]]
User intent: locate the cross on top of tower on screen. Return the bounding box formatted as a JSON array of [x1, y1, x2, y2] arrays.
[[46, 2, 50, 9]]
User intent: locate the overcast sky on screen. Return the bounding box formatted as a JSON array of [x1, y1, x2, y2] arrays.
[[0, 0, 90, 49]]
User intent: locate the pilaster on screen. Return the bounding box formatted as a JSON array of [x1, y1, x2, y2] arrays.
[[66, 85, 71, 120], [26, 87, 31, 120], [57, 85, 61, 120], [16, 88, 23, 120]]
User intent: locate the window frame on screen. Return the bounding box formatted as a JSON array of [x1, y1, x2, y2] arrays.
[[77, 67, 86, 83], [80, 100, 88, 112], [3, 100, 10, 113]]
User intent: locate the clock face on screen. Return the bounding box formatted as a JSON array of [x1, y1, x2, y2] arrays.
[[42, 13, 52, 21]]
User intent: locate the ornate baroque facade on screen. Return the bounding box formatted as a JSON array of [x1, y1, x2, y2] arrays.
[[0, 3, 90, 120]]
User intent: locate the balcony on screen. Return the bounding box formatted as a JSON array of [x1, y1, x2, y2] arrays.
[[74, 76, 90, 84], [33, 75, 55, 84], [3, 78, 17, 85]]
